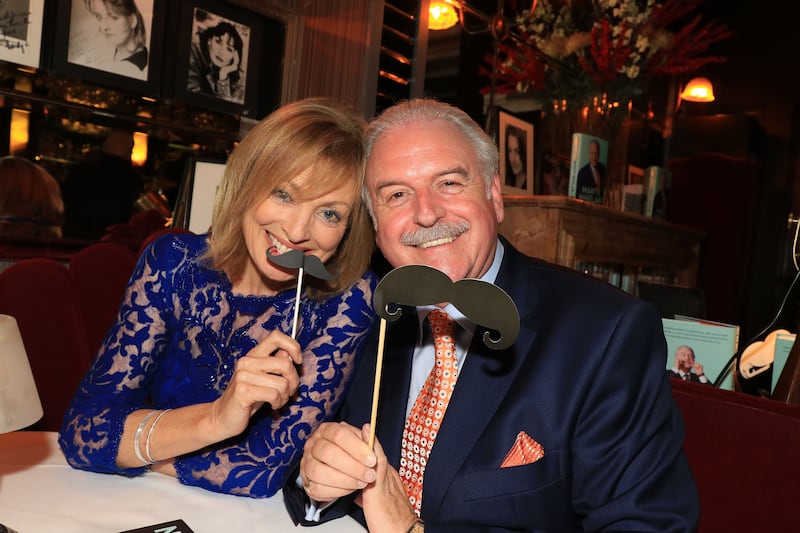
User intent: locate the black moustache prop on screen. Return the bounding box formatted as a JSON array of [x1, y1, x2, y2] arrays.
[[373, 264, 520, 350], [266, 248, 336, 280]]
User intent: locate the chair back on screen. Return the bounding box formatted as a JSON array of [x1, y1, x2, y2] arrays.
[[70, 242, 138, 356], [671, 379, 800, 531], [0, 259, 90, 431]]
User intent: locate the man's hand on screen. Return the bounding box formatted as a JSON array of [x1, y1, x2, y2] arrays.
[[300, 421, 377, 502], [357, 424, 419, 533]]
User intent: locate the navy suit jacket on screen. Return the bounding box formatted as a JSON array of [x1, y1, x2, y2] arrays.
[[285, 240, 698, 532]]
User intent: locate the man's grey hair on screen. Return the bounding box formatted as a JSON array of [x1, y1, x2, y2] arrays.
[[362, 99, 499, 219]]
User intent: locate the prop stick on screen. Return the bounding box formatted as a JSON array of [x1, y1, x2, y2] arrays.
[[266, 248, 336, 339], [367, 319, 387, 450], [368, 264, 520, 448]]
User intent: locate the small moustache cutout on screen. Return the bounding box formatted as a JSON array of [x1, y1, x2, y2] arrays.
[[266, 248, 336, 281], [373, 264, 519, 350]]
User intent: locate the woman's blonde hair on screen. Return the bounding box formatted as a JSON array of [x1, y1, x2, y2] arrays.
[[206, 97, 374, 298], [0, 156, 64, 238]]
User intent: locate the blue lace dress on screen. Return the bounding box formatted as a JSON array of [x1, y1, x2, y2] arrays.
[[58, 232, 377, 497]]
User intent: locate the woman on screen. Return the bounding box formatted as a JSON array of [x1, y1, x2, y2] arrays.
[[83, 0, 148, 77], [187, 20, 245, 103], [0, 156, 64, 238], [505, 125, 527, 190], [59, 98, 378, 498]]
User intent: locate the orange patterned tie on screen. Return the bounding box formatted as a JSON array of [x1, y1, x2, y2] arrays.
[[399, 309, 458, 514]]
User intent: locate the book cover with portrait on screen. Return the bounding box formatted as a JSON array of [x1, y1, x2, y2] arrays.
[[568, 133, 608, 204], [662, 316, 740, 390]]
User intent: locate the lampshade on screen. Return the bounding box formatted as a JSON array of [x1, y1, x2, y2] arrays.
[[680, 77, 715, 103], [429, 1, 459, 31], [0, 314, 43, 433]]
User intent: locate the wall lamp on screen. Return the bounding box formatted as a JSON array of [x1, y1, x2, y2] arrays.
[[429, 1, 459, 31], [679, 77, 715, 105]]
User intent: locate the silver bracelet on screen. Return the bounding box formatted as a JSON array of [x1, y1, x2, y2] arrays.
[[134, 410, 159, 465], [145, 408, 172, 464]]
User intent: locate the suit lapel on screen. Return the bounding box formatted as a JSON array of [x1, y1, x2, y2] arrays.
[[375, 310, 419, 465]]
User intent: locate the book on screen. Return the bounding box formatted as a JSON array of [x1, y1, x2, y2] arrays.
[[568, 133, 608, 204], [621, 183, 644, 214], [642, 166, 670, 218], [662, 316, 740, 390], [772, 332, 797, 394]]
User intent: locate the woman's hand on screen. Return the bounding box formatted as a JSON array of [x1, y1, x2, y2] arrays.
[[219, 50, 240, 81], [210, 329, 302, 440]]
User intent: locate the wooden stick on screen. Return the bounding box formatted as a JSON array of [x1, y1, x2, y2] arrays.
[[291, 267, 304, 339], [368, 318, 388, 449]]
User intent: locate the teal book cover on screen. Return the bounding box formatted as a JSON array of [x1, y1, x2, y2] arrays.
[[662, 317, 739, 390], [568, 133, 608, 205]]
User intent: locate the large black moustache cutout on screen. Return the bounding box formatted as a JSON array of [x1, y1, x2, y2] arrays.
[[373, 264, 520, 350], [266, 248, 336, 281]]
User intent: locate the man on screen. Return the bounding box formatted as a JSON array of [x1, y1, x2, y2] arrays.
[[667, 345, 710, 384], [576, 137, 605, 203], [285, 99, 698, 532]]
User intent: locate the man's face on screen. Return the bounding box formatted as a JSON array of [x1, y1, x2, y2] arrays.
[[365, 120, 504, 282], [588, 142, 600, 166], [675, 346, 695, 372]]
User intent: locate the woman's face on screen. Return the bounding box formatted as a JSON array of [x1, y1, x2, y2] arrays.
[[207, 32, 237, 68], [239, 168, 355, 295], [507, 133, 524, 176], [89, 0, 135, 48]]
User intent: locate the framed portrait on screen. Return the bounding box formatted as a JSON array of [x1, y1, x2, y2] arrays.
[[0, 0, 45, 68], [498, 109, 534, 196], [173, 0, 275, 118], [627, 164, 644, 185], [51, 0, 167, 95], [539, 152, 570, 196], [171, 156, 226, 234]]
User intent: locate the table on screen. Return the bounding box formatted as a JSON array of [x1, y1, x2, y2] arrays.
[[0, 431, 364, 533]]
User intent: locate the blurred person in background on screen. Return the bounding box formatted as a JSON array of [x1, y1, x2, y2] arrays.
[[0, 155, 64, 239], [61, 128, 144, 240]]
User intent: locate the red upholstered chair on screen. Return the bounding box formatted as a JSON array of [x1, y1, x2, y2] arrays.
[[101, 209, 168, 252], [69, 242, 138, 358], [0, 259, 91, 431], [670, 379, 800, 531]]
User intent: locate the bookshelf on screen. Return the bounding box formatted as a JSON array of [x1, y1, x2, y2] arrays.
[[500, 195, 704, 291]]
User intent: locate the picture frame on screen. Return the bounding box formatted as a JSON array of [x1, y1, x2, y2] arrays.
[[0, 0, 45, 68], [171, 156, 227, 234], [172, 0, 276, 118], [51, 0, 167, 95], [627, 164, 644, 185], [539, 152, 570, 196], [498, 109, 535, 195]]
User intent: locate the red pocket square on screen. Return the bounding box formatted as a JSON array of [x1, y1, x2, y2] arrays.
[[500, 431, 544, 468]]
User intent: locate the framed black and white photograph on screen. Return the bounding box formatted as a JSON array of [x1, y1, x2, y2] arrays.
[[0, 0, 45, 68], [173, 0, 272, 117], [498, 109, 534, 196], [52, 0, 167, 94], [171, 157, 226, 234]]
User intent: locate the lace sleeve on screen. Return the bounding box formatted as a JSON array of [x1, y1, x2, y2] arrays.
[[172, 272, 378, 498], [58, 236, 179, 475]]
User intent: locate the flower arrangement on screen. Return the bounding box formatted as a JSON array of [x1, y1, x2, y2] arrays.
[[488, 0, 732, 112]]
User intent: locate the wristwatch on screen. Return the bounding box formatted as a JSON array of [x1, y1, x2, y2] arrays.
[[407, 519, 424, 533]]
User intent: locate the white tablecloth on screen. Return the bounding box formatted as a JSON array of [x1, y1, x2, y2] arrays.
[[0, 431, 364, 533]]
